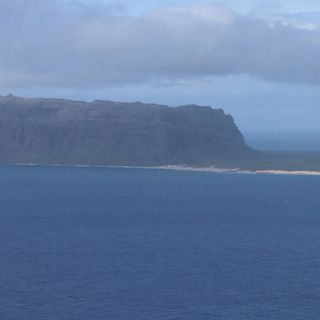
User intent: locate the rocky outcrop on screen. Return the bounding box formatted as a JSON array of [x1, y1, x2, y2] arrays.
[[0, 95, 252, 166]]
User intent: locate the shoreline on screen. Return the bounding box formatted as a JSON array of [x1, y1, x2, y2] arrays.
[[7, 163, 320, 176], [154, 165, 320, 176]]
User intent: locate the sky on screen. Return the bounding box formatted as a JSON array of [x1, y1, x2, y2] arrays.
[[1, 0, 320, 147]]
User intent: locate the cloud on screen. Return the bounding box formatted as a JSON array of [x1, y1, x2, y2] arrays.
[[1, 0, 320, 89]]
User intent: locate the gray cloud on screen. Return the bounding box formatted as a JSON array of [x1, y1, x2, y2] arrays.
[[1, 0, 320, 88]]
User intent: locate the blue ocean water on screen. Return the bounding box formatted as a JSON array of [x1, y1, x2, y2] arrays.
[[1, 166, 320, 320]]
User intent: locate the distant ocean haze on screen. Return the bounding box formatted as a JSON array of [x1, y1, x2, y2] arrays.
[[244, 130, 320, 151]]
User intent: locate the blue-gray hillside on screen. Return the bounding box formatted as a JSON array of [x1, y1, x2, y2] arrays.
[[0, 95, 252, 166]]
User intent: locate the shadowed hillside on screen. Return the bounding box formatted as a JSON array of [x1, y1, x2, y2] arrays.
[[0, 95, 253, 166]]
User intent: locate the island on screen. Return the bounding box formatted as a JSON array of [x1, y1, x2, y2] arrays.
[[0, 95, 319, 174]]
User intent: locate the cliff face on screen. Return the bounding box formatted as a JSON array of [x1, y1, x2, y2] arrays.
[[0, 95, 252, 166]]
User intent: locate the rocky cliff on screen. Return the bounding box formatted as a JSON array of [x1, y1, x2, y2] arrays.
[[0, 95, 252, 166]]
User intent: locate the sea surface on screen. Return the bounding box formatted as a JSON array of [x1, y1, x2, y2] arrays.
[[1, 166, 320, 320]]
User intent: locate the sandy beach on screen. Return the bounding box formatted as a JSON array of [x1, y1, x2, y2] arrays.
[[9, 163, 320, 176], [154, 165, 320, 176]]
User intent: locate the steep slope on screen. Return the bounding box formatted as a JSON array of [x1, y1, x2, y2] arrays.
[[0, 95, 252, 166]]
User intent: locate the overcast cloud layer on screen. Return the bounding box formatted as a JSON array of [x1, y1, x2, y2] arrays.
[[1, 0, 320, 89]]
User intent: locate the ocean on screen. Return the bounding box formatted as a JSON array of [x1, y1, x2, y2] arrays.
[[1, 165, 320, 320]]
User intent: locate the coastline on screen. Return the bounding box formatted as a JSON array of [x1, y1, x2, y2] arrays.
[[8, 163, 320, 176], [155, 165, 320, 176]]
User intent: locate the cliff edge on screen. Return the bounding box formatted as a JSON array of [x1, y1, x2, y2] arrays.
[[0, 95, 253, 166]]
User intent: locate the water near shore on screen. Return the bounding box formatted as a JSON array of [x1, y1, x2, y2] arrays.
[[1, 165, 320, 320]]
